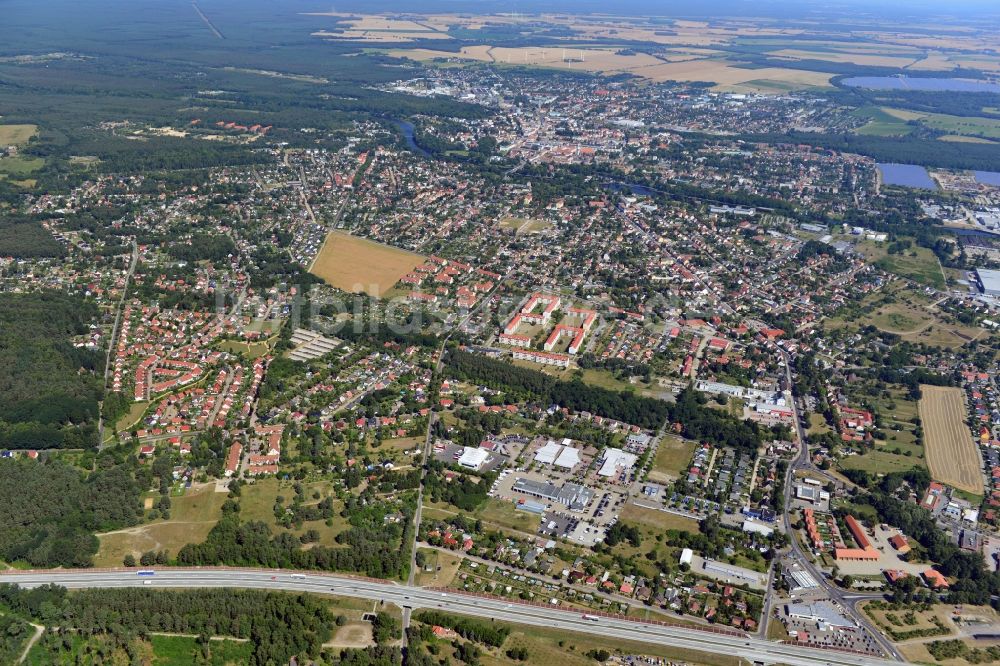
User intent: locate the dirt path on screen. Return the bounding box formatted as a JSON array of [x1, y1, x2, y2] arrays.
[[17, 623, 43, 664], [98, 520, 217, 537]]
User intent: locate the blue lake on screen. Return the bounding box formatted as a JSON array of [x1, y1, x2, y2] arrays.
[[394, 119, 430, 158], [877, 163, 937, 189], [975, 171, 1000, 186], [842, 76, 1000, 93]]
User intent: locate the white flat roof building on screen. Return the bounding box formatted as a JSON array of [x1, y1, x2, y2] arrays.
[[598, 447, 637, 477], [680, 548, 694, 565], [978, 268, 1000, 297], [534, 440, 561, 465], [554, 446, 581, 469], [458, 447, 490, 470]]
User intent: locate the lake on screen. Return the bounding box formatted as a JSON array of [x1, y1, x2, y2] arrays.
[[975, 171, 1000, 186], [877, 163, 937, 189], [393, 120, 430, 158], [842, 76, 1000, 93]]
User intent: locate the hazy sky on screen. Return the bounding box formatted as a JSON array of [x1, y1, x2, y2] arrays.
[[318, 0, 1000, 19]]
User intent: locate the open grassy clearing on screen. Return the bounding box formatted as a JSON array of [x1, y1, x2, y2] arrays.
[[0, 124, 37, 145], [95, 484, 228, 566], [325, 622, 374, 648], [856, 240, 945, 289], [0, 156, 44, 175], [149, 634, 252, 666], [309, 231, 424, 296], [853, 106, 915, 136], [424, 498, 541, 536], [921, 385, 982, 496], [239, 477, 349, 546], [500, 216, 551, 234], [649, 434, 697, 482], [217, 338, 274, 359], [939, 134, 998, 144], [827, 280, 980, 348], [882, 107, 1000, 140], [620, 502, 700, 532], [413, 547, 463, 587], [116, 400, 151, 433], [808, 412, 833, 436], [839, 449, 924, 475]]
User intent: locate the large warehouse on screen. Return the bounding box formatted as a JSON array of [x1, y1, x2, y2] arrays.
[[977, 268, 1000, 297]]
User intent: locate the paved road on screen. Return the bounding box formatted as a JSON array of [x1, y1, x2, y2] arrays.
[[779, 349, 903, 661], [0, 568, 903, 666]]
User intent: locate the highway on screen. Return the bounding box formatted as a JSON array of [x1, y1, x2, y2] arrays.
[[0, 568, 905, 666]]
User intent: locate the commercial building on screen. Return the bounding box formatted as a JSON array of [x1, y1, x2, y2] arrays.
[[511, 477, 594, 511], [458, 447, 490, 470], [598, 447, 638, 477], [534, 439, 582, 469], [785, 602, 854, 629]]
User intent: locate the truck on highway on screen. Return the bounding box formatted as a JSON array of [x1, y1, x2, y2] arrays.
[[137, 570, 154, 576], [289, 573, 306, 579], [581, 614, 599, 622]]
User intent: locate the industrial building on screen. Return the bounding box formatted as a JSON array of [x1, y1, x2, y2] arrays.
[[977, 268, 1000, 297]]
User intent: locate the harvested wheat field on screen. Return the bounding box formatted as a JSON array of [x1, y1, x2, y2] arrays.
[[919, 385, 982, 495], [310, 231, 425, 296]]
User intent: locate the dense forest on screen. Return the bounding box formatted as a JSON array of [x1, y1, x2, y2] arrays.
[[176, 498, 414, 579], [0, 214, 64, 257], [0, 291, 104, 449], [0, 584, 332, 666], [0, 457, 143, 568]]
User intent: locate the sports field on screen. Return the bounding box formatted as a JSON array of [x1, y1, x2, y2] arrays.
[[309, 231, 425, 296], [919, 385, 982, 495]]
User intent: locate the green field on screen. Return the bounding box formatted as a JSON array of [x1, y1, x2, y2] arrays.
[[425, 497, 541, 535], [856, 240, 944, 289], [839, 449, 922, 475], [883, 107, 1000, 140], [854, 107, 914, 136], [0, 156, 44, 175], [150, 634, 252, 666], [218, 338, 274, 359], [649, 435, 697, 482], [620, 502, 700, 532], [239, 477, 348, 546]]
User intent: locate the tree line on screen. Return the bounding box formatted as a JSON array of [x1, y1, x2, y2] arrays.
[[0, 583, 332, 666], [445, 348, 671, 429]]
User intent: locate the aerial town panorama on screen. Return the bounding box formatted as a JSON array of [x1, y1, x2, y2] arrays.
[[0, 0, 1000, 664]]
